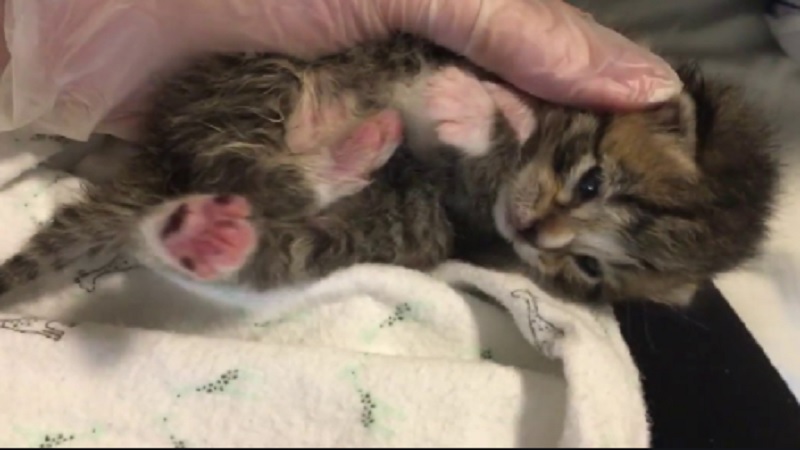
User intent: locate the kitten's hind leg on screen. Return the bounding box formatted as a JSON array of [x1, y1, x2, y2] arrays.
[[306, 108, 404, 207], [134, 194, 257, 282], [133, 109, 405, 285]]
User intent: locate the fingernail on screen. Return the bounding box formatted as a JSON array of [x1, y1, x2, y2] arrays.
[[647, 79, 683, 103]]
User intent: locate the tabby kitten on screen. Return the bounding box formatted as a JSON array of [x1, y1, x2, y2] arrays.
[[0, 34, 778, 307]]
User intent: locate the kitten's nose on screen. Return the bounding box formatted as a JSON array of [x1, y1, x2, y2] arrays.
[[520, 217, 575, 250]]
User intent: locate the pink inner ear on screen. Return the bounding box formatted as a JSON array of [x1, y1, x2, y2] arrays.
[[482, 82, 537, 143], [328, 109, 404, 180]]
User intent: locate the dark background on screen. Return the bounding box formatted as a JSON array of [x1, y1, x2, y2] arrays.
[[615, 283, 800, 447]]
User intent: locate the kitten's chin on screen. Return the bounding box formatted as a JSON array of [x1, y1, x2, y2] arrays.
[[512, 241, 542, 270]]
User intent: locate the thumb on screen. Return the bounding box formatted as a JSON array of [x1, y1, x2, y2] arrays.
[[379, 0, 682, 109]]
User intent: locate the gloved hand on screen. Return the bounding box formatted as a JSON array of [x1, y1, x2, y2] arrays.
[[0, 0, 681, 142]]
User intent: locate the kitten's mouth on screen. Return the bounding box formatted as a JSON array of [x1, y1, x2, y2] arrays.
[[495, 199, 578, 251], [492, 196, 544, 247], [492, 197, 545, 272], [492, 189, 576, 255]]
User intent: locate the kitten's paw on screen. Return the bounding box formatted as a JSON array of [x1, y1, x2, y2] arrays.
[[481, 82, 537, 143], [145, 194, 257, 281], [425, 67, 496, 157]]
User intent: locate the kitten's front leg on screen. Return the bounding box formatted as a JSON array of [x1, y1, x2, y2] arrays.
[[424, 67, 498, 158], [423, 66, 537, 158], [134, 194, 257, 282], [421, 68, 541, 238]]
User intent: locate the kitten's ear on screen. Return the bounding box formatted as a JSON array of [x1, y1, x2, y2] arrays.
[[651, 282, 698, 307], [316, 109, 403, 206], [645, 93, 697, 153]]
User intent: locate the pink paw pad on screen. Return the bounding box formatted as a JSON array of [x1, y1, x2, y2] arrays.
[[425, 66, 496, 157], [159, 195, 256, 280]]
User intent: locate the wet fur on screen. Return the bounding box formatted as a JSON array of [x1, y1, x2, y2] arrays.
[[0, 34, 779, 306]]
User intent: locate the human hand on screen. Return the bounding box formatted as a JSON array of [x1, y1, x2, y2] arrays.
[[0, 0, 681, 141]]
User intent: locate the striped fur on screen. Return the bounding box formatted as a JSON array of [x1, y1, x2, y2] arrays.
[[0, 35, 779, 307]]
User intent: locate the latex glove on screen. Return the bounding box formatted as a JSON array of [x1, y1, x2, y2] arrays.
[[0, 0, 681, 142]]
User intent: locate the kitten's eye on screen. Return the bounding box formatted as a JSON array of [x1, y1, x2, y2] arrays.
[[577, 166, 603, 201], [574, 255, 602, 278]]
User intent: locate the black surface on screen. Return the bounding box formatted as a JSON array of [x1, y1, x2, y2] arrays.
[[615, 282, 800, 447]]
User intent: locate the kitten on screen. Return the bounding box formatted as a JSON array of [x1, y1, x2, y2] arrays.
[[484, 64, 779, 304], [0, 34, 779, 307]]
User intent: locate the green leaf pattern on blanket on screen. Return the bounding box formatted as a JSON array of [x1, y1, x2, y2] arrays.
[[360, 302, 423, 344], [170, 368, 251, 401], [341, 365, 404, 441], [13, 425, 107, 449], [188, 369, 241, 396], [156, 368, 254, 447], [379, 303, 413, 329], [37, 433, 76, 449], [158, 417, 189, 449]]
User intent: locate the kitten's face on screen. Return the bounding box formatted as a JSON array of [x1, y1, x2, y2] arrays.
[[493, 92, 729, 305]]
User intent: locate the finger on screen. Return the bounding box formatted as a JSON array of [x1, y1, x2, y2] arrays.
[[379, 0, 682, 109]]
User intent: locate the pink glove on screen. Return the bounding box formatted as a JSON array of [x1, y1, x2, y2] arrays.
[[0, 0, 681, 142]]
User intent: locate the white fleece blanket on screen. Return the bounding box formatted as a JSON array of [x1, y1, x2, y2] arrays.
[[0, 130, 649, 447]]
